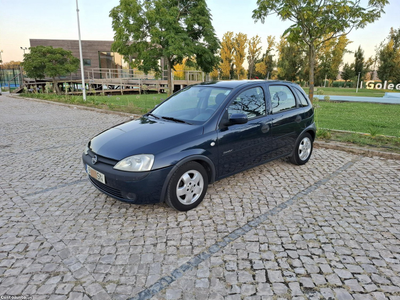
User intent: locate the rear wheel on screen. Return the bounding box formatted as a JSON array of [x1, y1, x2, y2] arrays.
[[290, 133, 313, 165], [165, 161, 208, 211]]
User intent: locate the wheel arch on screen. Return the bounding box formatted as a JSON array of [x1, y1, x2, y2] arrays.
[[159, 155, 216, 203], [307, 128, 316, 141], [289, 124, 316, 161]]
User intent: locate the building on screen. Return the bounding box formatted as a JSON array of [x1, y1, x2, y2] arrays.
[[29, 39, 133, 80], [25, 39, 203, 93]]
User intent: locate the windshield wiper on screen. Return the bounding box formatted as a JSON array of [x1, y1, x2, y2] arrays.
[[145, 113, 160, 119], [161, 116, 191, 124]]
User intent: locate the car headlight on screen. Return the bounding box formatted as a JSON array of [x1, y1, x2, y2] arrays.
[[113, 154, 154, 172], [84, 145, 89, 155]]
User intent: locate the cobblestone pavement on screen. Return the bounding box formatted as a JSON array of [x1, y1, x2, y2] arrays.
[[0, 95, 399, 300]]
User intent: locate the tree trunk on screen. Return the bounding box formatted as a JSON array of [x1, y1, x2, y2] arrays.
[[308, 44, 315, 101], [166, 57, 172, 96], [52, 77, 61, 94]]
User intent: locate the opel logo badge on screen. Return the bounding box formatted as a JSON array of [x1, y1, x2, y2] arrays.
[[92, 155, 98, 164]]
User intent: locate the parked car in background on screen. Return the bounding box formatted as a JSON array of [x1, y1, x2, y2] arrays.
[[82, 80, 316, 211]]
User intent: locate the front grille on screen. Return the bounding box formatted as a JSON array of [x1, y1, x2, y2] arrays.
[[87, 149, 118, 166], [89, 176, 123, 199]]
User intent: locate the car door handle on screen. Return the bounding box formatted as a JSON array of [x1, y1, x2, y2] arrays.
[[261, 123, 270, 133], [295, 115, 302, 123]]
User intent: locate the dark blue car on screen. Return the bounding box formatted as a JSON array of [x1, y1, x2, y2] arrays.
[[82, 80, 316, 211]]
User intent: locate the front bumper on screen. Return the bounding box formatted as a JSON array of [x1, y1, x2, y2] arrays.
[[82, 153, 173, 204]]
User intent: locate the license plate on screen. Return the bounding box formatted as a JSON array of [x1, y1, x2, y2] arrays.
[[87, 165, 106, 184]]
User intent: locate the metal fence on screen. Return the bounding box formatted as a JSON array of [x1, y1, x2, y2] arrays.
[[0, 66, 23, 89], [87, 68, 204, 82]]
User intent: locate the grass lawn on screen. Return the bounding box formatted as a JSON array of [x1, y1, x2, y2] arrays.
[[22, 92, 166, 114], [315, 101, 400, 137], [302, 87, 400, 97]]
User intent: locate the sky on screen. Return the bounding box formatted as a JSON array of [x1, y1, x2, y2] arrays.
[[0, 0, 399, 66]]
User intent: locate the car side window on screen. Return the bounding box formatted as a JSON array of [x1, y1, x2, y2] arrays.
[[269, 85, 296, 114], [294, 88, 310, 107], [228, 87, 266, 119]]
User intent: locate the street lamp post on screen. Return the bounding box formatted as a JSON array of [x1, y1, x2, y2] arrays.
[[20, 47, 28, 55], [356, 72, 361, 93], [20, 47, 29, 91], [76, 0, 86, 101]]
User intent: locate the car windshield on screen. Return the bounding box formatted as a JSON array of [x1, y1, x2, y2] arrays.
[[151, 86, 232, 124]]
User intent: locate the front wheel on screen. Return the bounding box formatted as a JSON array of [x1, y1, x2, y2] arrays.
[[165, 161, 208, 211], [290, 133, 313, 165]]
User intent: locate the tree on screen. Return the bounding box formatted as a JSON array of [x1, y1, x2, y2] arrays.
[[21, 46, 79, 94], [232, 33, 248, 79], [209, 66, 219, 81], [247, 35, 262, 79], [173, 58, 198, 80], [263, 36, 276, 79], [354, 46, 364, 80], [353, 46, 374, 86], [110, 0, 220, 95], [341, 63, 354, 86], [316, 35, 351, 85], [330, 35, 351, 80], [220, 32, 235, 79], [254, 35, 276, 79], [377, 27, 400, 83], [276, 37, 303, 81], [1, 61, 21, 68], [253, 0, 389, 100], [255, 61, 267, 78]]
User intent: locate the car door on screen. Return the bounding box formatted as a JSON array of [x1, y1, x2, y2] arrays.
[[217, 86, 273, 178], [268, 84, 302, 156]]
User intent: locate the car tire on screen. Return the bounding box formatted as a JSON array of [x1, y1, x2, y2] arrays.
[[290, 132, 313, 165], [165, 161, 208, 211]]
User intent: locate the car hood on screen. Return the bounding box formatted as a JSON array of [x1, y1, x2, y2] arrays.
[[89, 117, 204, 161]]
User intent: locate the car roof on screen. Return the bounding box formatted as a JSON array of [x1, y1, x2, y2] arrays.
[[198, 80, 296, 89]]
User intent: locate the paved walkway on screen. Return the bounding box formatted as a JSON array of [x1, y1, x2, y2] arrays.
[[0, 95, 400, 300]]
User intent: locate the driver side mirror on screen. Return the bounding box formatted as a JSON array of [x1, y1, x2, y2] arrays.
[[229, 113, 248, 125]]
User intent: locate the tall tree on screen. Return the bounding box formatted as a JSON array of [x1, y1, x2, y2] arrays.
[[247, 35, 262, 79], [330, 35, 351, 82], [377, 27, 400, 83], [21, 46, 79, 94], [233, 33, 248, 79], [341, 62, 354, 86], [354, 46, 365, 80], [316, 35, 351, 85], [253, 0, 389, 100], [110, 0, 220, 95], [260, 35, 276, 79], [277, 37, 303, 81], [220, 32, 235, 79], [353, 46, 374, 85]]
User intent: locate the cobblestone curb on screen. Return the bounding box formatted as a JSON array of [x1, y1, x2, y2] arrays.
[[315, 140, 400, 160]]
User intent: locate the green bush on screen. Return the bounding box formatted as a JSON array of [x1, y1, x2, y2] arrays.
[[317, 129, 332, 139], [332, 81, 354, 88]]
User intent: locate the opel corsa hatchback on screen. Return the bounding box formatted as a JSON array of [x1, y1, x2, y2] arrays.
[[82, 80, 316, 211]]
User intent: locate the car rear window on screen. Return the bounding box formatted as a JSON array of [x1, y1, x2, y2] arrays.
[[294, 87, 310, 107]]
